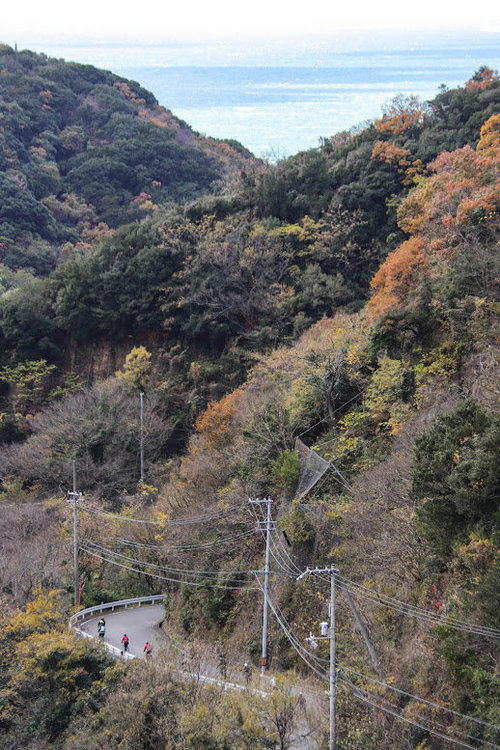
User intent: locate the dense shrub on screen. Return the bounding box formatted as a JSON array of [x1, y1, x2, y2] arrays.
[[411, 400, 500, 558]]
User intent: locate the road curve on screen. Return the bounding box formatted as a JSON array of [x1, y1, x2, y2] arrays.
[[75, 603, 313, 748], [79, 604, 166, 658]]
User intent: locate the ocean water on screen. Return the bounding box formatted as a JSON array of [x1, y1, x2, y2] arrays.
[[31, 33, 500, 158]]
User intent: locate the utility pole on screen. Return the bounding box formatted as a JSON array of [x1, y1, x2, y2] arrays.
[[140, 391, 144, 484], [249, 497, 274, 675], [329, 567, 336, 750], [67, 460, 83, 608], [298, 565, 339, 750]]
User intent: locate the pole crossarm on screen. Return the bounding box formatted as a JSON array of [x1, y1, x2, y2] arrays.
[[255, 520, 276, 531], [296, 564, 339, 581], [66, 491, 83, 502]]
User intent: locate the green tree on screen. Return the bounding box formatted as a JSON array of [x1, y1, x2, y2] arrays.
[[0, 273, 61, 363], [0, 358, 57, 412], [411, 399, 500, 558]]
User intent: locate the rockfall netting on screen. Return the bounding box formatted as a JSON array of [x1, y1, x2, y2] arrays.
[[294, 438, 331, 499]]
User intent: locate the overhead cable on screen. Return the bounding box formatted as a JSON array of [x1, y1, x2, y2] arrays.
[[82, 540, 254, 581], [296, 391, 362, 440], [341, 578, 500, 640], [80, 545, 258, 591], [109, 529, 255, 552], [340, 663, 500, 735], [340, 674, 495, 750], [81, 503, 247, 527], [299, 572, 500, 640], [254, 577, 329, 681]]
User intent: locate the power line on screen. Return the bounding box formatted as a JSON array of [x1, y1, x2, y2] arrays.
[[263, 578, 497, 750], [249, 502, 297, 578], [339, 674, 496, 750], [339, 664, 500, 736], [261, 569, 497, 750], [109, 529, 255, 552], [258, 522, 500, 686], [298, 571, 500, 640], [269, 536, 300, 577], [273, 529, 302, 574], [82, 540, 255, 581], [341, 578, 500, 640], [270, 558, 499, 738], [80, 545, 259, 591], [296, 391, 362, 440], [265, 584, 329, 668], [255, 577, 329, 681], [81, 502, 248, 527]]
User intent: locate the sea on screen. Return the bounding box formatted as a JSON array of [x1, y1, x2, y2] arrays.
[[24, 32, 500, 159]]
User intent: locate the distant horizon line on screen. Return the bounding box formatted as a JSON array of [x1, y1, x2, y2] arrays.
[[4, 28, 500, 48]]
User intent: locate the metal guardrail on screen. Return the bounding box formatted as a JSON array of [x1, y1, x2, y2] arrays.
[[68, 594, 166, 660], [69, 594, 166, 627], [69, 595, 272, 694]]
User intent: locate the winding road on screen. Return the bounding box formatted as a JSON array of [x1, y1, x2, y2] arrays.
[[79, 604, 167, 658], [72, 599, 318, 748]]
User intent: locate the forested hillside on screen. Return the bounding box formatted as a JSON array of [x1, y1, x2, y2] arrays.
[[0, 44, 255, 274], [0, 51, 498, 749]]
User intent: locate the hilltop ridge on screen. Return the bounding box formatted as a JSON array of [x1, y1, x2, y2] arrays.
[[0, 43, 256, 273]]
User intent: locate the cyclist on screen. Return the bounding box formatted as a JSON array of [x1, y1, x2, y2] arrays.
[[217, 653, 227, 679], [243, 662, 252, 685], [97, 622, 106, 639]]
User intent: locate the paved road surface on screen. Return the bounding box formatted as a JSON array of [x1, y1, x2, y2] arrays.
[[79, 604, 166, 657], [77, 604, 319, 747]]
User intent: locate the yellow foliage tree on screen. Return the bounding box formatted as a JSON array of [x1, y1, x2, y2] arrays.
[[115, 346, 152, 391], [363, 356, 407, 432]]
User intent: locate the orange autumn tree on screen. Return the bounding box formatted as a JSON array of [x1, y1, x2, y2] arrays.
[[371, 95, 427, 186], [465, 66, 499, 91], [371, 141, 424, 185], [194, 388, 245, 448], [374, 94, 428, 135], [371, 141, 411, 167], [367, 236, 428, 320], [476, 113, 500, 153], [368, 114, 500, 321]]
